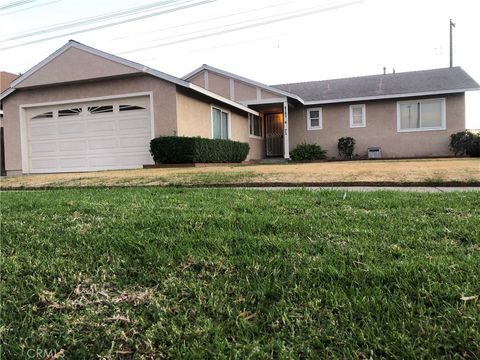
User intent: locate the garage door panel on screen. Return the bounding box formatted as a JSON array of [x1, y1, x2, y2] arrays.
[[87, 120, 116, 133], [59, 140, 87, 152], [26, 96, 153, 173], [118, 117, 149, 130], [88, 154, 147, 167], [88, 138, 118, 150], [119, 136, 150, 148], [31, 158, 59, 171], [30, 141, 58, 153], [29, 125, 57, 137], [59, 157, 89, 169], [59, 122, 86, 135]]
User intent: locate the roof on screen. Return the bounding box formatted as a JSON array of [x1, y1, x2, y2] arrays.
[[272, 67, 480, 104], [0, 41, 258, 116], [183, 64, 303, 103]]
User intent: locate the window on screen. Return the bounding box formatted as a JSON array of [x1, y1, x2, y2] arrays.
[[212, 107, 230, 140], [119, 105, 146, 112], [31, 111, 53, 120], [249, 114, 263, 138], [59, 108, 82, 117], [397, 98, 445, 132], [307, 108, 322, 130], [349, 104, 366, 128], [88, 105, 113, 114]]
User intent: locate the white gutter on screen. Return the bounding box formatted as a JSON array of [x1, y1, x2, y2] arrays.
[[302, 88, 480, 106]]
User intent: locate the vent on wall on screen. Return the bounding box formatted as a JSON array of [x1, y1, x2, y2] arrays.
[[368, 147, 382, 159]]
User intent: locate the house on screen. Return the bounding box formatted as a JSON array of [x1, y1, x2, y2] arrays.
[[0, 71, 18, 176], [1, 40, 478, 175]]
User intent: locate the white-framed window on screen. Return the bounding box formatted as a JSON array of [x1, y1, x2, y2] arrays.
[[397, 98, 446, 132], [211, 106, 230, 140], [349, 104, 366, 128], [249, 114, 263, 138], [307, 107, 322, 130]]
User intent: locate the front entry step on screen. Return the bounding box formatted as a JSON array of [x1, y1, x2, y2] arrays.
[[258, 158, 288, 164]]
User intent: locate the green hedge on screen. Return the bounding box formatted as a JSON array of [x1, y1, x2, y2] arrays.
[[150, 136, 250, 163]]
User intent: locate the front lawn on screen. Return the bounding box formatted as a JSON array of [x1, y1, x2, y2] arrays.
[[1, 188, 479, 358], [1, 158, 479, 189]]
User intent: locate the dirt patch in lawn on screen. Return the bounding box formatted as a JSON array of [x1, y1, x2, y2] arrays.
[[1, 158, 479, 189]]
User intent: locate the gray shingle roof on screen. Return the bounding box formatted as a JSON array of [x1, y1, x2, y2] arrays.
[[272, 67, 480, 103]]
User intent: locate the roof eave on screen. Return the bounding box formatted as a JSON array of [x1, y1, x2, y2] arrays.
[[3, 40, 191, 100], [183, 64, 304, 104], [0, 87, 15, 101], [302, 88, 479, 105]]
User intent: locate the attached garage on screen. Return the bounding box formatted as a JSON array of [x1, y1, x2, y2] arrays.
[[0, 40, 256, 175], [22, 95, 154, 173]]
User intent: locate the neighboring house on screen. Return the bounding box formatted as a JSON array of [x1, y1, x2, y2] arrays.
[[0, 71, 18, 176], [0, 71, 17, 123], [0, 40, 478, 175]]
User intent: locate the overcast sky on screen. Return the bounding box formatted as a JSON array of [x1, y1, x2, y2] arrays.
[[1, 0, 479, 127]]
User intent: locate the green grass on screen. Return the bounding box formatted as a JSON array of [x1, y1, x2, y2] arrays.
[[1, 188, 479, 359]]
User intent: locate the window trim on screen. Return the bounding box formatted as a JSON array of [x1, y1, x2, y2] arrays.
[[349, 104, 366, 128], [307, 107, 322, 130], [211, 105, 231, 140], [249, 113, 263, 139], [396, 98, 446, 133]]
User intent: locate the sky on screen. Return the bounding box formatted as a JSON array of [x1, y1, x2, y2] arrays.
[[1, 0, 479, 128]]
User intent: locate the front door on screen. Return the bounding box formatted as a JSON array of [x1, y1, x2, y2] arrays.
[[265, 113, 284, 156]]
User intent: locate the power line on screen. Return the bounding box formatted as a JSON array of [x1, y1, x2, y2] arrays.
[[0, 0, 38, 11], [124, 1, 339, 49], [1, 0, 181, 41], [0, 0, 295, 64], [1, 0, 62, 15], [0, 0, 215, 51], [119, 0, 362, 55], [108, 0, 297, 42]]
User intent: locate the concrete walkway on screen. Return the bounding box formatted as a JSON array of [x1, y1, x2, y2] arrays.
[[241, 186, 480, 192]]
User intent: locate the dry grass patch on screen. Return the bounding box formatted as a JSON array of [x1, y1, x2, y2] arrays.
[[1, 158, 478, 189]]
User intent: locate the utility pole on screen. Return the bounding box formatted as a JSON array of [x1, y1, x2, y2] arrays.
[[450, 19, 455, 67]]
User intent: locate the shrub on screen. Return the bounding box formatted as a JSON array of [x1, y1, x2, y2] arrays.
[[450, 131, 480, 157], [290, 142, 327, 161], [466, 136, 480, 157], [338, 137, 356, 159], [150, 136, 249, 163]]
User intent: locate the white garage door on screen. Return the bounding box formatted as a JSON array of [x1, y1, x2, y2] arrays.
[[25, 96, 154, 173]]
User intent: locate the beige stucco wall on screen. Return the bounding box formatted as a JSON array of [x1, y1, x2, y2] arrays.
[[248, 137, 266, 160], [176, 91, 257, 159], [260, 89, 281, 99], [187, 69, 285, 103], [16, 47, 139, 88], [189, 73, 205, 88], [3, 74, 177, 174], [208, 72, 231, 99], [235, 81, 257, 102], [288, 94, 466, 159]]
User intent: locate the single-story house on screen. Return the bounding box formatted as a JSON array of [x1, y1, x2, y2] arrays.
[[1, 40, 478, 175]]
